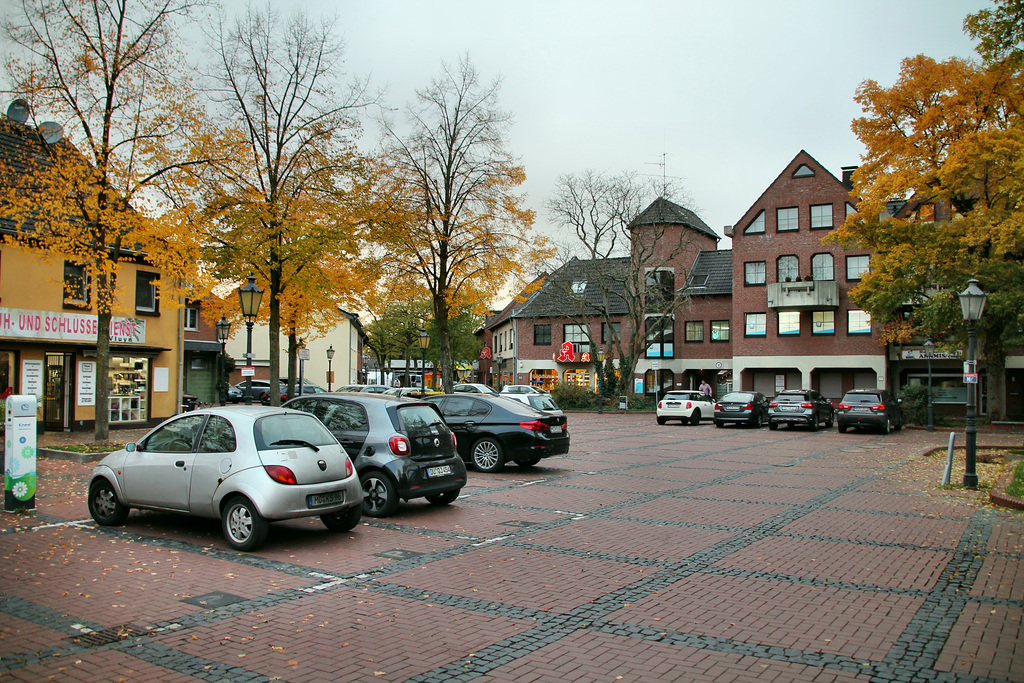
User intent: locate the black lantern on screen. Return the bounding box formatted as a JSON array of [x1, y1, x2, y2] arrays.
[[326, 344, 335, 391], [237, 275, 264, 405], [215, 315, 231, 406], [418, 329, 430, 396], [958, 278, 987, 488]]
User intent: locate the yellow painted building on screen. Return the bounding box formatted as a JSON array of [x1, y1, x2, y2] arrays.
[[0, 242, 183, 432]]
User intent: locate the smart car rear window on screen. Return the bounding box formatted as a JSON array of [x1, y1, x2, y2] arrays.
[[397, 404, 449, 432]]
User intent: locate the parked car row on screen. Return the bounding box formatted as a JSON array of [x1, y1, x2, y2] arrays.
[[88, 391, 571, 552], [657, 387, 903, 434]]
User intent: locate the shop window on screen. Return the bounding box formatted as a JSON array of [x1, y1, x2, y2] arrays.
[[530, 369, 557, 391], [63, 262, 90, 309], [109, 356, 148, 423], [0, 351, 14, 398], [135, 271, 159, 314], [685, 321, 704, 342], [562, 369, 590, 387], [710, 320, 730, 342]]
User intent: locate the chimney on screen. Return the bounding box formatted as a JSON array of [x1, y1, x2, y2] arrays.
[[841, 166, 858, 191]]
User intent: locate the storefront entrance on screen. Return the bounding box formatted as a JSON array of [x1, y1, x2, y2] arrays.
[[44, 353, 72, 431]]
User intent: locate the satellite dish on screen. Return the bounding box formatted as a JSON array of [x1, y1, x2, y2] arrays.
[[7, 100, 29, 125], [38, 121, 63, 144]]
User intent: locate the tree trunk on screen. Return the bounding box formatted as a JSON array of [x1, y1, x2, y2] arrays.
[[94, 267, 114, 441]]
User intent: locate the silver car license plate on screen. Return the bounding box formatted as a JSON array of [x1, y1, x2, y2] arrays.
[[427, 465, 452, 478], [551, 425, 563, 434], [308, 491, 345, 508]]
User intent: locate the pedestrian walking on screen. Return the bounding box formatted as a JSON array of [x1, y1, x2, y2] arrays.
[[699, 378, 712, 397]]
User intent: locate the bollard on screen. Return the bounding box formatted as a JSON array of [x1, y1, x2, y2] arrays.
[[942, 432, 956, 487]]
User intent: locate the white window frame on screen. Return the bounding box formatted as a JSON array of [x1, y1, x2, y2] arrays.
[[846, 255, 870, 281], [745, 313, 766, 337], [811, 253, 834, 281], [744, 261, 766, 286], [810, 204, 833, 229], [777, 207, 799, 232], [744, 210, 765, 234]]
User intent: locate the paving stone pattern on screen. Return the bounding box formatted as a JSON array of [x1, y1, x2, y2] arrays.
[[1, 415, 1022, 682]]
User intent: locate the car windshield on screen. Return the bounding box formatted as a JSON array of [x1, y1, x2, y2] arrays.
[[844, 393, 881, 403], [721, 392, 754, 402], [665, 392, 700, 400], [254, 413, 337, 449]]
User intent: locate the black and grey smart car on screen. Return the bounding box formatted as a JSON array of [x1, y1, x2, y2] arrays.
[[283, 393, 466, 517], [836, 389, 903, 434]]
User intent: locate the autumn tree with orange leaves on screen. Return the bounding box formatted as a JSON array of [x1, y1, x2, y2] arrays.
[[1, 0, 211, 440], [828, 0, 1024, 420], [375, 57, 550, 393], [195, 5, 376, 402]]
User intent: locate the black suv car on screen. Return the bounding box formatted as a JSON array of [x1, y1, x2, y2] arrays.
[[836, 389, 903, 434], [768, 389, 834, 431]]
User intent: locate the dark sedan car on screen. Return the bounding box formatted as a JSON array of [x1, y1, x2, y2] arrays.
[[836, 389, 903, 434], [714, 391, 769, 428], [768, 389, 834, 431], [425, 394, 569, 473], [283, 393, 466, 517]]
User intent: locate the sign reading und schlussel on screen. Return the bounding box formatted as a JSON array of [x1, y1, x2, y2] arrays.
[[0, 308, 145, 343]]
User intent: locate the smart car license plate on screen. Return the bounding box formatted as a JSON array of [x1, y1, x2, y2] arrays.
[[308, 491, 344, 508], [427, 465, 452, 478], [551, 425, 563, 433]]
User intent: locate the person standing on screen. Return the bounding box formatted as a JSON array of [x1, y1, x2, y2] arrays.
[[699, 378, 712, 398]]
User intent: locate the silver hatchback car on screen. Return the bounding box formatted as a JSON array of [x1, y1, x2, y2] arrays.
[[88, 406, 363, 551]]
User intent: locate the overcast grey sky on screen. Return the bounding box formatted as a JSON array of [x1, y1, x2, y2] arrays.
[[329, 0, 987, 250]]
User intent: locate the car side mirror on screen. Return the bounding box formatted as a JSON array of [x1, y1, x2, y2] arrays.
[[126, 442, 137, 453]]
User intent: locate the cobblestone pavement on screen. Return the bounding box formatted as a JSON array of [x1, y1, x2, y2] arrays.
[[2, 415, 1022, 682]]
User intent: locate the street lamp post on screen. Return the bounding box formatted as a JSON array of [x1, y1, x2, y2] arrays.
[[215, 315, 231, 406], [958, 279, 987, 489], [326, 345, 335, 391], [494, 354, 503, 391], [418, 329, 430, 396], [595, 347, 606, 415], [923, 339, 935, 432], [237, 275, 264, 406]]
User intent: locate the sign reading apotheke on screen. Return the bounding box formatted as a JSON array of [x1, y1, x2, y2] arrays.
[[0, 308, 145, 343]]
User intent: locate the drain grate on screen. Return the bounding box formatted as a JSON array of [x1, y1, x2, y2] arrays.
[[67, 624, 142, 647], [182, 591, 246, 608]]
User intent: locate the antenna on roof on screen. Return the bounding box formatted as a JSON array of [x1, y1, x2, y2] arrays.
[[38, 121, 63, 144], [6, 100, 29, 125], [643, 152, 683, 198]]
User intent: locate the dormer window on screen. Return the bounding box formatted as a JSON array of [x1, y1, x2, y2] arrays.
[[571, 280, 586, 294]]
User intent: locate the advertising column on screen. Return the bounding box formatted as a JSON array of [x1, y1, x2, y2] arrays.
[[5, 395, 38, 511]]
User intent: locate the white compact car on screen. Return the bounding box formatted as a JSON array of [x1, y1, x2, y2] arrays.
[[88, 406, 363, 551], [656, 390, 714, 425]]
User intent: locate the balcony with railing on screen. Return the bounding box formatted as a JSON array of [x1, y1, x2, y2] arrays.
[[766, 280, 839, 310]]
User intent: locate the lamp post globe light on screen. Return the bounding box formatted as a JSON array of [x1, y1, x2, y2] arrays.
[[215, 315, 231, 406], [418, 329, 430, 396], [238, 275, 264, 406], [923, 339, 935, 432], [958, 278, 987, 489], [326, 345, 335, 391]]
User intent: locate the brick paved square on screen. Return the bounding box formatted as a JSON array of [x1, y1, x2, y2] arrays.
[[474, 629, 873, 682], [470, 483, 638, 513], [609, 573, 923, 661], [779, 509, 970, 549], [729, 471, 859, 489], [155, 587, 532, 682], [987, 515, 1024, 554], [556, 471, 690, 494], [827, 490, 973, 518], [970, 555, 1024, 600], [518, 518, 735, 562], [379, 546, 653, 612], [934, 602, 1024, 681], [0, 527, 309, 628], [0, 613, 69, 658], [713, 537, 954, 590], [681, 483, 825, 506], [617, 495, 784, 529], [624, 464, 736, 483], [381, 503, 564, 538], [3, 648, 199, 682]]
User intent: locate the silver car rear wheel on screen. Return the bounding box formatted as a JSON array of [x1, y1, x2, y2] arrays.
[[222, 496, 269, 551]]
